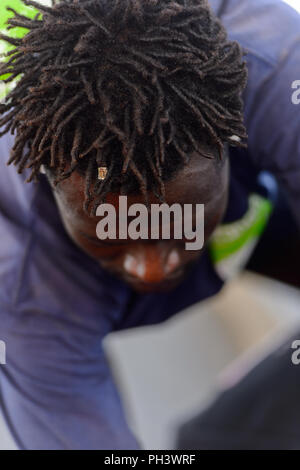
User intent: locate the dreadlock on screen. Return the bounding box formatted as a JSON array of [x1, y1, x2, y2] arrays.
[[0, 0, 248, 213]]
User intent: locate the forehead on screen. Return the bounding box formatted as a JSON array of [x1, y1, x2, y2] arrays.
[[51, 151, 227, 221]]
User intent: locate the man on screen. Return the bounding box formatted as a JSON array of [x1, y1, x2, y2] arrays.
[[0, 0, 299, 449]]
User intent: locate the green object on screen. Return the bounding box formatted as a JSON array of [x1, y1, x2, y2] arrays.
[[0, 0, 41, 54], [0, 0, 46, 101], [209, 193, 273, 280]]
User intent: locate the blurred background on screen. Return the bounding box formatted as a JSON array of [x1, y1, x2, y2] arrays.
[[284, 0, 300, 11], [0, 0, 299, 451]]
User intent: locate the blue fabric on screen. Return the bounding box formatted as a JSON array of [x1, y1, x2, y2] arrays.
[[0, 0, 299, 450], [211, 0, 300, 228]]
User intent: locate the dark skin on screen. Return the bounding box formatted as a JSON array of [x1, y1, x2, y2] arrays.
[[48, 149, 229, 293]]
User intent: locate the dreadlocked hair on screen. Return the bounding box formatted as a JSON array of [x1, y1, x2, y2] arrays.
[[0, 0, 248, 214]]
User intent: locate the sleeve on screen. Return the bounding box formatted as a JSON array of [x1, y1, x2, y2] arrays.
[[245, 39, 300, 230]]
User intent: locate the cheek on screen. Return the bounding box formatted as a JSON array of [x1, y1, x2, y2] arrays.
[[70, 229, 125, 261], [52, 192, 102, 257]]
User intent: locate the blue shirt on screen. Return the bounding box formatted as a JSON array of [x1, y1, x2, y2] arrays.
[[0, 0, 299, 450]]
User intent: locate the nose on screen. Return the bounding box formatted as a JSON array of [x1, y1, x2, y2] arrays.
[[123, 246, 181, 284]]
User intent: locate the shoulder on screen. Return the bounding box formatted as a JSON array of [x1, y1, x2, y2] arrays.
[[0, 133, 37, 222], [212, 0, 300, 68]]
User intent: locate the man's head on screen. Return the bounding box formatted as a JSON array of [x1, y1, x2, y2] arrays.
[[0, 0, 247, 291]]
